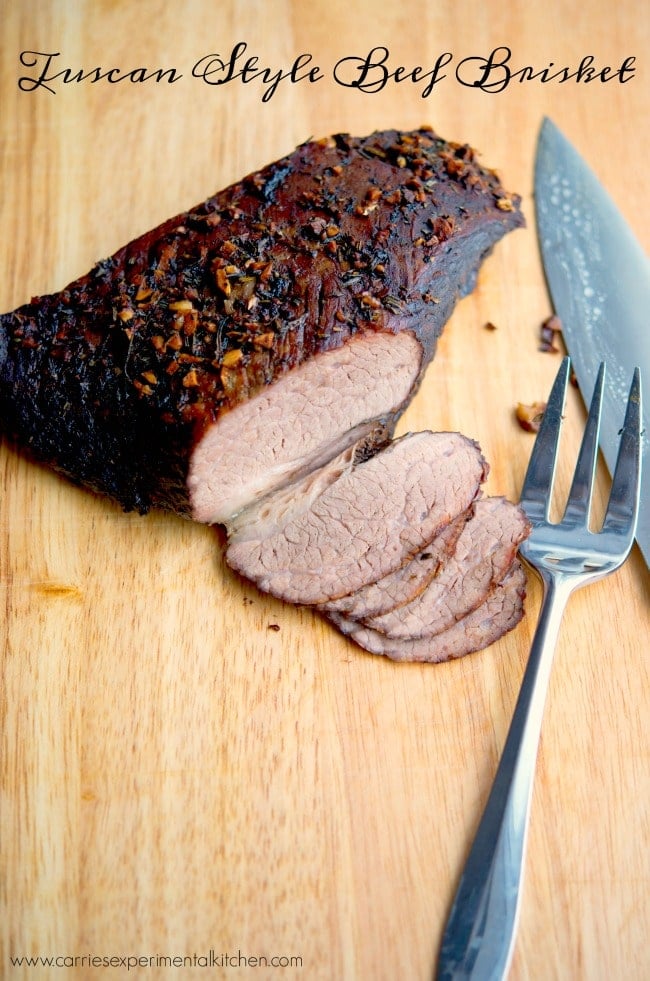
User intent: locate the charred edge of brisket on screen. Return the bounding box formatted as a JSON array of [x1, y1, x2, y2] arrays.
[[0, 310, 192, 514], [0, 128, 523, 516]]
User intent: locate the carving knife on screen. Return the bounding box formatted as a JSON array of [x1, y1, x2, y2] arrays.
[[535, 116, 649, 568]]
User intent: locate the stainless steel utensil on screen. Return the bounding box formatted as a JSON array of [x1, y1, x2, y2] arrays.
[[535, 116, 650, 566], [436, 356, 642, 980]]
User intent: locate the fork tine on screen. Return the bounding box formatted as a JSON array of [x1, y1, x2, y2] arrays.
[[563, 362, 605, 527], [519, 356, 571, 521], [601, 367, 642, 540]]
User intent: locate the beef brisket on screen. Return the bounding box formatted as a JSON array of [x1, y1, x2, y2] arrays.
[[319, 508, 471, 619], [225, 431, 488, 605], [0, 127, 522, 520], [328, 562, 527, 663], [0, 127, 529, 664], [363, 497, 531, 637]]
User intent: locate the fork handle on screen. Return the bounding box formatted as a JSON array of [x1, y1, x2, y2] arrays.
[[436, 571, 574, 981]]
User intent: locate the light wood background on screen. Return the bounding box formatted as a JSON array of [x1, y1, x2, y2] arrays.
[[1, 2, 649, 978]]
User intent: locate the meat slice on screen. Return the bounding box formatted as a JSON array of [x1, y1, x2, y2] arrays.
[[364, 497, 531, 638], [188, 329, 420, 522], [225, 431, 488, 605], [328, 561, 527, 663], [319, 507, 471, 619], [0, 128, 522, 519]]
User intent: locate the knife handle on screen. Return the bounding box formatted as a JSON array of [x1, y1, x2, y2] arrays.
[[436, 574, 571, 980]]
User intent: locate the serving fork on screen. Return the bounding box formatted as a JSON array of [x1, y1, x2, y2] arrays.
[[436, 356, 642, 980]]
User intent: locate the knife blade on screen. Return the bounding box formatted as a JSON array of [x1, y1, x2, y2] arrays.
[[535, 116, 649, 568]]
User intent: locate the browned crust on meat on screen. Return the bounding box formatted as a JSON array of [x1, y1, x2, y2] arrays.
[[0, 128, 523, 515]]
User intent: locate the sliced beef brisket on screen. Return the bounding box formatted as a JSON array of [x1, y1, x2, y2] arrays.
[[364, 497, 531, 638], [225, 431, 488, 605], [0, 127, 529, 664], [319, 508, 471, 619], [188, 329, 420, 522], [328, 562, 527, 663]]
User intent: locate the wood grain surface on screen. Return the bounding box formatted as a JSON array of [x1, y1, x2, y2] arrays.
[[1, 2, 649, 978]]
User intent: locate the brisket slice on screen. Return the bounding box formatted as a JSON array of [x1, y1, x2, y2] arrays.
[[225, 431, 488, 605], [364, 497, 531, 637], [188, 329, 419, 522], [319, 507, 471, 619], [0, 128, 522, 520], [328, 562, 527, 663]]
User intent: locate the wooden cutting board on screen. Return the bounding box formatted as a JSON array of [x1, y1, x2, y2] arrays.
[[1, 2, 648, 978]]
